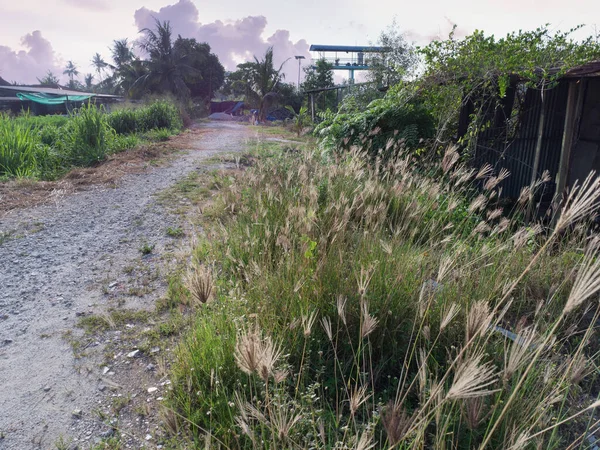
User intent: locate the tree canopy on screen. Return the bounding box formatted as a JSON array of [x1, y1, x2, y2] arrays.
[[228, 47, 288, 121]]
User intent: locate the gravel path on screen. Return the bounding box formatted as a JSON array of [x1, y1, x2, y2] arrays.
[[0, 121, 252, 449]]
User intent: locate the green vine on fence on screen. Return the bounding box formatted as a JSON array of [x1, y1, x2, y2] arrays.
[[418, 24, 600, 147]]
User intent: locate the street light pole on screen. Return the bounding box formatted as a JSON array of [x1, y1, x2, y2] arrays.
[[294, 55, 305, 89]]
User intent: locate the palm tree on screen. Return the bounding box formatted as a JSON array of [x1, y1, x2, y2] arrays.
[[111, 39, 134, 69], [37, 70, 60, 87], [91, 53, 108, 81], [63, 61, 79, 83], [239, 47, 288, 121], [134, 19, 199, 99], [84, 73, 94, 90]]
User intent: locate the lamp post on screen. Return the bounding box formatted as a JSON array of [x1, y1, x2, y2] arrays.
[[294, 55, 305, 89]]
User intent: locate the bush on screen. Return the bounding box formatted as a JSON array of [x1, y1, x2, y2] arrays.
[[64, 103, 115, 166], [315, 85, 435, 159], [107, 108, 139, 134], [0, 114, 39, 177], [0, 99, 184, 180], [139, 100, 182, 132]]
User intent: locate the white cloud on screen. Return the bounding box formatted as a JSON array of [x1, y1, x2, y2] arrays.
[[0, 31, 62, 84], [133, 0, 311, 83]]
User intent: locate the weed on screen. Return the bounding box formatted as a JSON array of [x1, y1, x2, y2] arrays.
[[166, 226, 184, 238], [163, 137, 600, 448], [54, 435, 73, 450], [139, 242, 155, 255], [111, 395, 130, 414]]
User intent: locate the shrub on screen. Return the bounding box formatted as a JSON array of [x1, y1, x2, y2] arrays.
[[107, 108, 139, 134], [64, 103, 115, 166], [0, 114, 39, 177], [315, 85, 435, 159], [139, 100, 182, 132]]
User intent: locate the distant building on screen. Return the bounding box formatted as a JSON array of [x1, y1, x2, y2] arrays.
[[0, 84, 121, 115]]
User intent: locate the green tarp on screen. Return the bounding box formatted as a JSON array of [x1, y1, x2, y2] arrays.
[[16, 92, 93, 105]]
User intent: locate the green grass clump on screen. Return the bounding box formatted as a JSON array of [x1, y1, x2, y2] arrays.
[[107, 108, 139, 134], [0, 99, 184, 180], [165, 137, 600, 449], [64, 102, 115, 166], [0, 113, 39, 177]]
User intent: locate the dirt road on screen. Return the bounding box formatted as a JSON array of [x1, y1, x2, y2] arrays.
[[0, 122, 252, 449]]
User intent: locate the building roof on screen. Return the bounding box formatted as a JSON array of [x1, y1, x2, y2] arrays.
[[0, 85, 120, 98], [309, 45, 386, 53], [563, 60, 600, 78]]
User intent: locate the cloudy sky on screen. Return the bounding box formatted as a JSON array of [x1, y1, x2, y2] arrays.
[[0, 0, 599, 85]]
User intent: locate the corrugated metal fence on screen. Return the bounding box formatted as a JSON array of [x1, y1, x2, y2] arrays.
[[472, 81, 569, 200]]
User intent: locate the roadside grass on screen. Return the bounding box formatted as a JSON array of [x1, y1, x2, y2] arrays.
[[0, 100, 183, 180], [162, 138, 600, 448]]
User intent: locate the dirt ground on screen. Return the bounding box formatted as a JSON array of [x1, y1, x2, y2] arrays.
[[0, 121, 256, 449]]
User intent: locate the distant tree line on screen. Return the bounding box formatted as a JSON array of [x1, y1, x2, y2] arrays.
[[38, 19, 225, 104]]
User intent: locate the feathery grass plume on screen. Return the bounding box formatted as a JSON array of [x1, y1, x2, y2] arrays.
[[301, 310, 318, 337], [381, 402, 413, 446], [487, 208, 504, 221], [234, 327, 261, 375], [440, 303, 460, 331], [442, 145, 460, 174], [337, 295, 347, 325], [468, 194, 488, 213], [518, 185, 532, 205], [273, 369, 288, 384], [511, 224, 542, 249], [355, 430, 376, 450], [422, 325, 431, 342], [257, 335, 284, 382], [556, 171, 600, 231], [463, 397, 486, 431], [483, 168, 510, 191], [466, 300, 493, 341], [321, 316, 333, 341], [476, 163, 493, 180], [506, 430, 530, 450], [356, 264, 376, 298], [447, 198, 459, 211], [380, 239, 393, 255], [447, 351, 498, 400], [185, 264, 215, 305], [437, 252, 458, 283], [473, 221, 491, 235], [361, 309, 379, 339], [234, 327, 283, 381], [564, 238, 600, 314], [349, 384, 370, 416], [270, 406, 302, 441], [360, 299, 379, 339], [566, 353, 590, 384], [503, 326, 536, 381]]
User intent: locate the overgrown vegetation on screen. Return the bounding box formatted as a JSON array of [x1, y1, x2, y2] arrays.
[[315, 84, 435, 159], [160, 130, 600, 448], [0, 100, 182, 179], [418, 25, 600, 147]]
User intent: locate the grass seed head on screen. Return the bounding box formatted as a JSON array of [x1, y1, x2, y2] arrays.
[[447, 351, 498, 400]]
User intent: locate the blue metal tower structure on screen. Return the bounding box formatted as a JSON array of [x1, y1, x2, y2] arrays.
[[309, 44, 386, 83]]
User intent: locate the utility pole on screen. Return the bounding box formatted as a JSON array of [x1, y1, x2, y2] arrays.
[[295, 55, 305, 89]]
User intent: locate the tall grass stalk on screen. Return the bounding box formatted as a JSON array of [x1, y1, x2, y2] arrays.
[[165, 136, 600, 449]]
